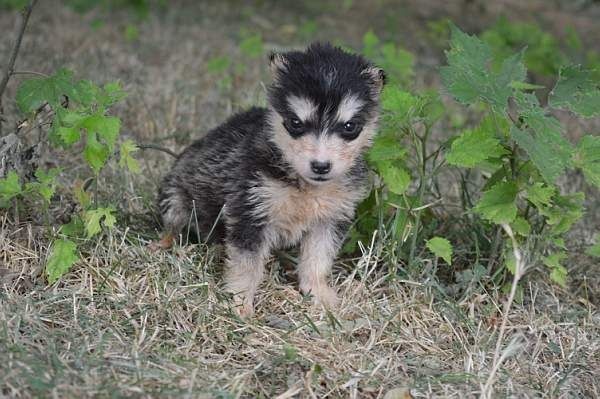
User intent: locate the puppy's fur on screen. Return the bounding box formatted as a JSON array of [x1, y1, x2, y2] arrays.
[[155, 43, 385, 316]]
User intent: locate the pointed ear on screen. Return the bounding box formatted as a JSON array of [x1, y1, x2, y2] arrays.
[[361, 66, 386, 95], [269, 52, 288, 78]]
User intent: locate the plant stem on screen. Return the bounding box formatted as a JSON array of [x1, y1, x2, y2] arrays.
[[136, 142, 178, 158], [0, 0, 38, 136], [94, 174, 99, 209], [408, 126, 430, 270], [10, 70, 49, 78], [482, 223, 525, 397]]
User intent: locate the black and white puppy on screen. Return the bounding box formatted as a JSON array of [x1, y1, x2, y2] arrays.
[[155, 43, 385, 316]]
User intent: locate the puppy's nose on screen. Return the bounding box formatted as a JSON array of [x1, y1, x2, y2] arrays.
[[310, 160, 331, 175]]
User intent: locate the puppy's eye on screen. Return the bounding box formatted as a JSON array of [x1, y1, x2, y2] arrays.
[[291, 118, 302, 129], [340, 121, 362, 140], [344, 121, 356, 133], [285, 118, 305, 137]]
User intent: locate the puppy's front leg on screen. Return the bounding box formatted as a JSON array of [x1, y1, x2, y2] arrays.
[[224, 245, 267, 318], [297, 221, 347, 309]]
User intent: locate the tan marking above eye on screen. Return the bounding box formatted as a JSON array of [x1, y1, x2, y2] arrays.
[[287, 95, 318, 122], [335, 93, 364, 123]]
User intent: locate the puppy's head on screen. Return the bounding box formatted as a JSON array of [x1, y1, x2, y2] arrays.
[[267, 43, 385, 185]]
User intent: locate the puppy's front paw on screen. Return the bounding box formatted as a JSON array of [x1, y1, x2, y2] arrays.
[[301, 284, 339, 309], [232, 297, 254, 319]]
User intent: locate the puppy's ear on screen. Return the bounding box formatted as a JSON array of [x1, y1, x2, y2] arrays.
[[269, 52, 288, 78], [361, 66, 386, 96]]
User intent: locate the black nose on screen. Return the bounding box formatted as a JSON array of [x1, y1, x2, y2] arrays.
[[310, 160, 331, 175]]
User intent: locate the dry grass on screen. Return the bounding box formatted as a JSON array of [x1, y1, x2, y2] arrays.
[[2, 222, 599, 397], [1, 1, 600, 397]]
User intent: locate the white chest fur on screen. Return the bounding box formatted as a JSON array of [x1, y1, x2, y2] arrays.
[[249, 176, 364, 246]]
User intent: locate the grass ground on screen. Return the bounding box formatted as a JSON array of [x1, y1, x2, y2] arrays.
[[1, 1, 600, 397]]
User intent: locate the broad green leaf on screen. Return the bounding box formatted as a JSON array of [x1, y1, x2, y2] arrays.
[[426, 236, 453, 265], [497, 49, 527, 92], [16, 69, 75, 113], [574, 135, 600, 188], [16, 78, 52, 113], [474, 181, 518, 224], [446, 123, 508, 167], [441, 25, 491, 105], [378, 161, 411, 195], [440, 25, 526, 111], [512, 217, 531, 236], [84, 132, 110, 174], [367, 133, 406, 163], [57, 126, 81, 146], [72, 79, 99, 107], [100, 81, 127, 107], [46, 239, 79, 284], [119, 140, 141, 173], [511, 92, 574, 184], [0, 171, 22, 207], [480, 113, 511, 137], [82, 114, 120, 151], [84, 207, 116, 238], [549, 65, 600, 117], [61, 110, 87, 126], [543, 252, 568, 287], [381, 87, 418, 126], [16, 70, 125, 116], [73, 180, 91, 209], [524, 182, 554, 209], [25, 168, 60, 203], [60, 217, 85, 238], [538, 192, 584, 236]]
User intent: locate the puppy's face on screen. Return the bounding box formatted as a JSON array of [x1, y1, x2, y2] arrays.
[[267, 43, 385, 185]]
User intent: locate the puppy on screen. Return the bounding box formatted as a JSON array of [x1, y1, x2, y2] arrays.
[[154, 43, 385, 316]]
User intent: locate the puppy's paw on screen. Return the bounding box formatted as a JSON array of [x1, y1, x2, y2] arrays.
[[302, 284, 339, 309], [148, 234, 174, 252], [232, 298, 255, 319]]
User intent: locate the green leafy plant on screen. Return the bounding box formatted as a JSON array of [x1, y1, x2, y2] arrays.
[[348, 25, 598, 291], [344, 33, 445, 273], [0, 68, 134, 284], [441, 25, 599, 286]]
